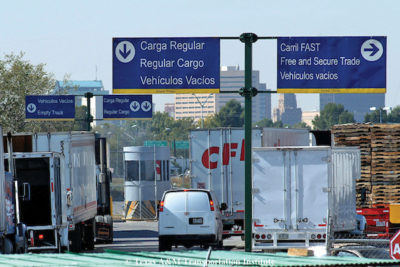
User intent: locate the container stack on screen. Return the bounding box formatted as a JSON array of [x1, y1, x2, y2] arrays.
[[332, 123, 400, 208]]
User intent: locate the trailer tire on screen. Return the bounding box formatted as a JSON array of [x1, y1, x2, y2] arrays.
[[159, 238, 171, 251], [2, 238, 14, 254], [83, 222, 95, 250], [69, 224, 82, 252], [104, 223, 113, 244], [217, 239, 223, 249]]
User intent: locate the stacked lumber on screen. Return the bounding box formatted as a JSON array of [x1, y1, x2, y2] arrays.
[[332, 123, 400, 208]]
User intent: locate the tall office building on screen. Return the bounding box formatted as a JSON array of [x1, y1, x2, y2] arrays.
[[174, 66, 271, 123], [164, 103, 175, 117], [320, 93, 385, 122], [273, 94, 302, 125]]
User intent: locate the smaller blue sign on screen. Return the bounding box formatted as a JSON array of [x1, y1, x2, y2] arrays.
[[25, 95, 75, 120], [103, 95, 152, 119]]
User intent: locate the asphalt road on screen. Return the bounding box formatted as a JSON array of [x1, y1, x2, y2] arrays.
[[94, 220, 244, 253]]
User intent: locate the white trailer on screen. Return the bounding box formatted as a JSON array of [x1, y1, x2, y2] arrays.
[[189, 128, 311, 236], [0, 126, 6, 245], [252, 146, 360, 250], [0, 127, 27, 253], [7, 132, 97, 252]]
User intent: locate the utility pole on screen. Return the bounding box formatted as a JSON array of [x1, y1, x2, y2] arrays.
[[193, 93, 213, 128]]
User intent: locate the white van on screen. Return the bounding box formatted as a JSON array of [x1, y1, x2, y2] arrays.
[[158, 189, 225, 251]]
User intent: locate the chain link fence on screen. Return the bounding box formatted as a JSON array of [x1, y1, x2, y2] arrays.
[[329, 232, 391, 259]]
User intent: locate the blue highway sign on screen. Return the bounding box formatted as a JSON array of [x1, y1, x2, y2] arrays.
[[112, 37, 220, 94], [103, 95, 152, 119], [277, 36, 386, 93], [25, 95, 75, 120]]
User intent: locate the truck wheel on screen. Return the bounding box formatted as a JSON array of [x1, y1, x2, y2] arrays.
[[2, 238, 14, 254], [83, 222, 95, 250], [104, 223, 114, 244], [57, 235, 62, 253], [159, 239, 171, 251], [69, 224, 82, 252]]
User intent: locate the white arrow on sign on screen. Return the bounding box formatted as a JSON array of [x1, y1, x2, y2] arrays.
[[27, 103, 37, 113], [141, 101, 152, 112], [361, 39, 383, 62], [115, 41, 135, 63], [130, 101, 140, 112]]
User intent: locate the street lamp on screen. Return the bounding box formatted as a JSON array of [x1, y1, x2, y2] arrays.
[[192, 94, 213, 128], [370, 106, 392, 123]]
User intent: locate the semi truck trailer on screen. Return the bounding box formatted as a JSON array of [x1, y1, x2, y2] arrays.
[[5, 132, 97, 252], [0, 128, 27, 254], [252, 146, 361, 249], [189, 128, 313, 237]]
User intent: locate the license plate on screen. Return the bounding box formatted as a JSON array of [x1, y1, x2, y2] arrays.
[[278, 233, 289, 239], [189, 217, 203, 225]]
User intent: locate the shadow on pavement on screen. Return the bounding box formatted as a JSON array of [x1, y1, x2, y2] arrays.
[[115, 230, 159, 238]]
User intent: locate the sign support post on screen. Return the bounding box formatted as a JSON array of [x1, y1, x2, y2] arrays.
[[84, 92, 93, 131], [240, 33, 258, 252]]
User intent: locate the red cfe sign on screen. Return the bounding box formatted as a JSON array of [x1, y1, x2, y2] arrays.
[[390, 230, 400, 259], [201, 140, 245, 169]]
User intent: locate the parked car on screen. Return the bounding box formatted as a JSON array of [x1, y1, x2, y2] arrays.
[[158, 189, 225, 251]]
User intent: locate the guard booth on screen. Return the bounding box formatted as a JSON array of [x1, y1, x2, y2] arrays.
[[123, 146, 171, 220]]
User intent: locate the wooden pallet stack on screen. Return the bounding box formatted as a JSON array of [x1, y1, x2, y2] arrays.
[[332, 123, 400, 208]]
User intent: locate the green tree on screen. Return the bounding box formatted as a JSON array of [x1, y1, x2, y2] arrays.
[[93, 112, 196, 175], [312, 103, 355, 130], [388, 106, 400, 122], [365, 106, 400, 123], [291, 121, 310, 129], [202, 114, 220, 128], [208, 99, 244, 127], [254, 118, 284, 128], [364, 109, 388, 123], [0, 53, 55, 132]]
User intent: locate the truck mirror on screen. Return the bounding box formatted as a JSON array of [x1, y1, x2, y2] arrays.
[[220, 203, 228, 211]]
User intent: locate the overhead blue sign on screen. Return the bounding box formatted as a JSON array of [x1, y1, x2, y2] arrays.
[[25, 95, 75, 120], [112, 37, 220, 94], [277, 36, 386, 93], [103, 95, 152, 119]]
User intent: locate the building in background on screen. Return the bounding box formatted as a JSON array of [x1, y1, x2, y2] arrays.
[[53, 80, 109, 127], [320, 93, 385, 122], [302, 111, 319, 128], [164, 103, 175, 118], [174, 66, 271, 123], [273, 94, 302, 126], [53, 80, 108, 101]]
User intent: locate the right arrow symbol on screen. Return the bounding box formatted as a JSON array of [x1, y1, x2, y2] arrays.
[[364, 43, 379, 57], [361, 39, 383, 62]]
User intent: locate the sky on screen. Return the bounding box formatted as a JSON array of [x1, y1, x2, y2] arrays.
[[1, 0, 399, 112]]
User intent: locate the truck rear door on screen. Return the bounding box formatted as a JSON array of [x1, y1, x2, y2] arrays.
[[159, 192, 187, 235], [186, 191, 215, 235], [253, 149, 287, 230], [15, 156, 52, 227], [292, 150, 329, 230]]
